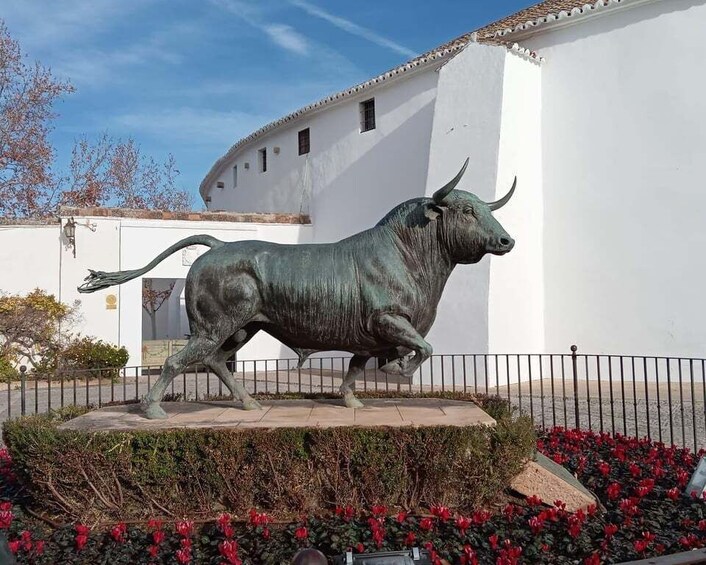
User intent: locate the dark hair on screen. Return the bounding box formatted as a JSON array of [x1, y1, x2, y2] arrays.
[[292, 548, 328, 565]]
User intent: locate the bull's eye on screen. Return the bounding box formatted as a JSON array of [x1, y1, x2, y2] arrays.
[[462, 205, 474, 216]]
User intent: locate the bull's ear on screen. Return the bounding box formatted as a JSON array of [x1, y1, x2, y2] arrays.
[[424, 203, 445, 220]]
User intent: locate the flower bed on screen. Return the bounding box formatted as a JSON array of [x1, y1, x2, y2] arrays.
[[1, 407, 705, 563]]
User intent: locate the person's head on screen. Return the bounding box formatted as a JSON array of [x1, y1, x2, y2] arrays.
[[292, 548, 327, 565]]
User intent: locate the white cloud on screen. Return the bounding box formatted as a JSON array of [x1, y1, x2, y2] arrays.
[[208, 0, 311, 56], [263, 23, 310, 56], [289, 0, 416, 59]]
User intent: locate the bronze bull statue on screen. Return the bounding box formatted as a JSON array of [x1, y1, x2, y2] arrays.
[[78, 159, 516, 418]]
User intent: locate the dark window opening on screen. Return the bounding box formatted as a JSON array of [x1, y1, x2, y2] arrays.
[[298, 128, 310, 155], [360, 98, 376, 132], [258, 148, 267, 172]]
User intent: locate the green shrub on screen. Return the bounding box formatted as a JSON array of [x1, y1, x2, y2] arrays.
[[2, 394, 535, 524], [57, 337, 129, 380]]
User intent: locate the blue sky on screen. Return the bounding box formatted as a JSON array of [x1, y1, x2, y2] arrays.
[[2, 0, 532, 207]]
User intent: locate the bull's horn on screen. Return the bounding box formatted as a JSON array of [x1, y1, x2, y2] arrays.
[[432, 158, 469, 204], [487, 177, 517, 211]]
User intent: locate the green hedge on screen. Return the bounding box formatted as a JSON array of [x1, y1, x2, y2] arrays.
[[3, 394, 535, 524]]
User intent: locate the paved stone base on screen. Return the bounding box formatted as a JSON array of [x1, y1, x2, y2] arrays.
[[58, 398, 496, 432]]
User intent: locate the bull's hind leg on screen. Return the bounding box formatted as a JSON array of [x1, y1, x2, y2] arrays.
[[372, 313, 432, 377], [144, 335, 216, 419], [205, 332, 263, 410], [339, 355, 370, 408]]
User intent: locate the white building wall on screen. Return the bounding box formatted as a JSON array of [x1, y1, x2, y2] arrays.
[[523, 0, 706, 356], [0, 216, 312, 367], [489, 51, 544, 358], [207, 69, 439, 245], [423, 42, 508, 357], [0, 224, 60, 296]]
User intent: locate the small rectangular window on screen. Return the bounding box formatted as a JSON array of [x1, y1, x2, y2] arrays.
[[258, 148, 267, 172], [232, 165, 238, 188], [360, 98, 376, 132], [298, 128, 310, 155]]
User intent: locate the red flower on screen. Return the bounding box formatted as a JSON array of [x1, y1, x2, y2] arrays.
[[604, 523, 619, 538], [147, 518, 163, 530], [461, 545, 478, 565], [567, 515, 582, 538], [219, 539, 239, 563], [584, 553, 601, 565], [110, 522, 127, 543], [666, 487, 680, 500], [597, 461, 610, 476], [528, 516, 544, 535], [75, 524, 90, 551], [0, 509, 13, 530], [455, 515, 471, 534], [371, 504, 387, 517], [35, 540, 44, 555], [75, 534, 88, 551], [430, 505, 451, 521], [396, 511, 408, 524], [606, 483, 621, 500], [248, 509, 270, 527], [153, 529, 165, 544], [405, 532, 416, 546], [175, 520, 194, 538], [217, 513, 231, 530], [148, 544, 159, 558], [526, 495, 543, 507], [336, 505, 356, 522], [262, 527, 271, 540], [489, 534, 499, 550], [180, 538, 192, 550], [175, 548, 191, 564], [294, 526, 308, 541], [419, 517, 434, 531], [634, 539, 648, 554], [8, 540, 19, 554], [629, 463, 641, 478], [356, 543, 364, 553], [472, 510, 491, 525]]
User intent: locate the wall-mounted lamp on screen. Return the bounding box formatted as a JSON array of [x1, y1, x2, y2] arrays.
[[63, 217, 77, 258]]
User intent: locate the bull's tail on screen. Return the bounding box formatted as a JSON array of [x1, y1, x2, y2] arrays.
[[77, 234, 225, 293]]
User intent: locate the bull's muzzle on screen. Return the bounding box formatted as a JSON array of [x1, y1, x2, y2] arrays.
[[489, 235, 515, 254]]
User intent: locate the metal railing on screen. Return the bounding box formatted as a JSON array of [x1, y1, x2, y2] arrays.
[[4, 346, 705, 452]]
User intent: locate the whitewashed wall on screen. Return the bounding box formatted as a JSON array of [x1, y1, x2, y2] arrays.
[[488, 50, 544, 357], [423, 41, 507, 358], [522, 0, 706, 356], [0, 223, 61, 296], [0, 216, 311, 367], [207, 68, 439, 245]]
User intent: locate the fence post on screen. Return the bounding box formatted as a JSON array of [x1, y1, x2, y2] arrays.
[[19, 365, 26, 416], [571, 345, 579, 429]]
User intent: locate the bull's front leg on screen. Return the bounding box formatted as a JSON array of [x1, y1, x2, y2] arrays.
[[372, 313, 432, 377], [339, 355, 370, 408]]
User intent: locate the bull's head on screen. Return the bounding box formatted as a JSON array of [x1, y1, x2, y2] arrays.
[[426, 158, 516, 264]]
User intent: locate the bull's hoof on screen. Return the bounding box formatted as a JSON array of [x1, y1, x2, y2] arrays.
[[343, 392, 364, 409], [143, 402, 168, 420], [242, 397, 263, 411], [380, 359, 405, 375]]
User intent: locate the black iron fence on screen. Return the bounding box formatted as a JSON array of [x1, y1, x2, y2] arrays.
[[3, 346, 705, 452]]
